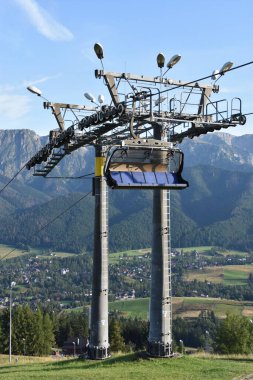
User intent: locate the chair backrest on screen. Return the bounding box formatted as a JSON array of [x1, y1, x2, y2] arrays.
[[104, 143, 189, 190]]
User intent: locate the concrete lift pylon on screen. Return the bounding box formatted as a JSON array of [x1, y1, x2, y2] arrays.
[[148, 124, 173, 357], [88, 145, 110, 359]]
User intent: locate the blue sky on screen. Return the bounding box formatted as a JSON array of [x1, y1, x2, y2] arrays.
[[0, 0, 253, 136]]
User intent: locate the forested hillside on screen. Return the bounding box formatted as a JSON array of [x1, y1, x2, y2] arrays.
[[0, 129, 253, 251]]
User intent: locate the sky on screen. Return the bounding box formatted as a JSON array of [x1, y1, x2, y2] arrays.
[[0, 0, 253, 136]]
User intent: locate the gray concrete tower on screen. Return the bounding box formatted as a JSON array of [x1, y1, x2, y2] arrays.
[[88, 145, 110, 359], [147, 125, 173, 357]]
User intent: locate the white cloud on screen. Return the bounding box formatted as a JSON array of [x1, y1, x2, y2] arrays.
[[15, 0, 73, 41], [23, 73, 61, 87], [0, 85, 30, 120]]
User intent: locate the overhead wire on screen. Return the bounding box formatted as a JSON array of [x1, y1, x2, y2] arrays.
[[0, 190, 92, 262], [121, 59, 253, 107], [45, 172, 94, 179], [158, 59, 253, 97], [0, 164, 27, 195]]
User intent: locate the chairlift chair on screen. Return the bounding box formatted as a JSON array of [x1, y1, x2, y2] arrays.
[[104, 139, 189, 190]]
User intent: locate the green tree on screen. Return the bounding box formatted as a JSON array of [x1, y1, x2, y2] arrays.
[[0, 308, 9, 354], [42, 313, 55, 355], [215, 313, 253, 354], [2, 304, 36, 356], [109, 318, 125, 352], [32, 309, 45, 355], [22, 305, 36, 356], [12, 305, 27, 355], [121, 317, 148, 350], [55, 314, 74, 347]]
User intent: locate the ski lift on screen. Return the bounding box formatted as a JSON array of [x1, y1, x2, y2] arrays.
[[104, 139, 189, 190]]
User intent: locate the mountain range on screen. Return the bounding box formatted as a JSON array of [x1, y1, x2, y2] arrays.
[[0, 129, 253, 252]]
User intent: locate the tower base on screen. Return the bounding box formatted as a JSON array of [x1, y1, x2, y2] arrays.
[[147, 341, 173, 358], [87, 345, 110, 360]]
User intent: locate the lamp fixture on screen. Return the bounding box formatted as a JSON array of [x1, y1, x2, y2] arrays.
[[162, 54, 182, 77], [167, 54, 181, 69], [94, 42, 105, 70], [27, 85, 42, 96], [98, 94, 104, 104], [211, 69, 220, 81], [157, 53, 165, 68], [84, 92, 96, 102], [220, 61, 233, 74], [212, 61, 234, 84], [94, 43, 104, 60]]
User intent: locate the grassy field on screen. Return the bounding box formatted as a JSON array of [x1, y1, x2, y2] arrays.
[[0, 244, 248, 262], [109, 246, 250, 266], [186, 265, 253, 286], [109, 246, 249, 265], [109, 298, 150, 319], [108, 297, 253, 320], [179, 246, 215, 253], [178, 246, 249, 257], [41, 251, 78, 259], [0, 244, 30, 260], [1, 353, 253, 380], [0, 244, 150, 263], [0, 244, 79, 261], [109, 249, 150, 264], [173, 297, 253, 319], [219, 249, 249, 257]]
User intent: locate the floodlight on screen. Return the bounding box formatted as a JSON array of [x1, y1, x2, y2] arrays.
[[98, 94, 105, 104], [220, 61, 233, 74], [157, 53, 165, 68], [167, 54, 181, 69], [211, 69, 220, 81], [27, 85, 42, 96], [84, 92, 96, 102], [162, 54, 182, 77], [94, 43, 104, 60]]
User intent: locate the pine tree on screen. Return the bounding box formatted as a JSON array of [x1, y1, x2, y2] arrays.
[[109, 318, 125, 352], [0, 308, 9, 354], [42, 313, 55, 355], [12, 305, 26, 355], [22, 305, 37, 356], [32, 309, 45, 356]]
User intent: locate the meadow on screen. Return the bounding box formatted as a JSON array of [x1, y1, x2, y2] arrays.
[[179, 247, 249, 257], [0, 244, 78, 260], [0, 244, 247, 262], [109, 248, 150, 264], [0, 244, 30, 260], [108, 296, 253, 319], [186, 265, 253, 286], [0, 353, 253, 380]]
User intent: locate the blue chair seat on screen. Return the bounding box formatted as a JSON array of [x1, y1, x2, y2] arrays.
[[109, 171, 188, 189]]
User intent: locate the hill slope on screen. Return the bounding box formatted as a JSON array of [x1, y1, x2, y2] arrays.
[[1, 129, 253, 251], [1, 354, 253, 380], [0, 164, 253, 251]]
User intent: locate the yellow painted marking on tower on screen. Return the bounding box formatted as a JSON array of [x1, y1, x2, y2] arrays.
[[95, 157, 105, 177]]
